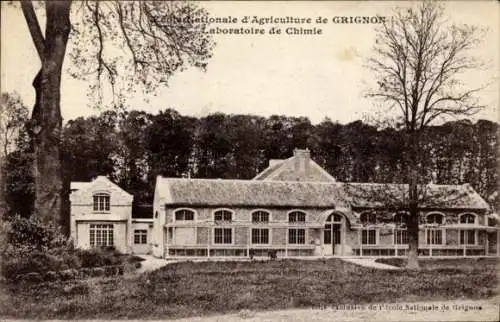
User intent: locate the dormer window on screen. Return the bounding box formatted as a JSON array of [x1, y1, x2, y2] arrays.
[[252, 210, 270, 223], [360, 212, 376, 225], [175, 209, 195, 221], [288, 211, 306, 223], [394, 212, 408, 227], [214, 209, 233, 223], [426, 213, 444, 225], [93, 193, 110, 212], [459, 213, 476, 225]]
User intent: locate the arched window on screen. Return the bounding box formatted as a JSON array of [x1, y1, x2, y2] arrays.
[[459, 213, 476, 224], [288, 211, 306, 223], [426, 213, 444, 225], [394, 212, 408, 226], [93, 193, 110, 212], [360, 212, 376, 225], [214, 209, 233, 222], [326, 213, 343, 223], [252, 210, 270, 223], [174, 209, 195, 221]]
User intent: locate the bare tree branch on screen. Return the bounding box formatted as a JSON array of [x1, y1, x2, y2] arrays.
[[20, 0, 45, 60]]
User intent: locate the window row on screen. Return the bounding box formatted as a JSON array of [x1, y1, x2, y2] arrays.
[[89, 225, 150, 247], [356, 228, 476, 245], [173, 209, 479, 226], [207, 228, 477, 246], [173, 209, 309, 223], [211, 228, 306, 245], [361, 212, 478, 225]]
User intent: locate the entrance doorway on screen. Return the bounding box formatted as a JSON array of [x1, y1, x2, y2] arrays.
[[324, 213, 343, 256]]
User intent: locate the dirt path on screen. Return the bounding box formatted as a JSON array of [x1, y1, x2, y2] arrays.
[[172, 299, 499, 322], [340, 258, 401, 270], [136, 255, 173, 273]]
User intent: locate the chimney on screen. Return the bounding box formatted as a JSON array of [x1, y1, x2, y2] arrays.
[[293, 148, 310, 175]]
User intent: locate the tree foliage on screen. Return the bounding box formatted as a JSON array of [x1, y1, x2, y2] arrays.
[[68, 1, 214, 105]]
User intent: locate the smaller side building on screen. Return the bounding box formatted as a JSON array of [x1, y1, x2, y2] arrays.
[[70, 176, 153, 254]]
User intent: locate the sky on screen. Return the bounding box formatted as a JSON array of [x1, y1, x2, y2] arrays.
[[1, 1, 499, 125]]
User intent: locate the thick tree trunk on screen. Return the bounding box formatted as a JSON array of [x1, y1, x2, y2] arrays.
[[406, 193, 420, 269], [406, 131, 420, 270], [32, 2, 71, 228]]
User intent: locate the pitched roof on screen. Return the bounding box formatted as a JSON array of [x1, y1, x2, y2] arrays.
[[155, 177, 489, 210], [344, 183, 490, 210], [253, 156, 336, 182], [156, 177, 348, 208], [252, 158, 291, 180], [70, 176, 133, 201]]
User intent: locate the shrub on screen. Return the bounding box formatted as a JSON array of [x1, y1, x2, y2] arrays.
[[2, 215, 68, 254], [1, 216, 131, 282], [76, 247, 124, 268], [0, 216, 80, 281]]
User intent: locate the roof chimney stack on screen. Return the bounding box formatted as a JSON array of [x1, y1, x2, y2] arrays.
[[293, 148, 310, 175]]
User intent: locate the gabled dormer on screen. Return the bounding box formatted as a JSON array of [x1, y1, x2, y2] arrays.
[[70, 176, 133, 217], [253, 148, 336, 182]]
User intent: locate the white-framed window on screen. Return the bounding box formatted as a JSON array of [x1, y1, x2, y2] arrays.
[[459, 213, 476, 225], [174, 209, 195, 221], [214, 227, 232, 244], [134, 229, 148, 244], [459, 230, 476, 245], [288, 228, 306, 244], [426, 213, 444, 225], [288, 211, 306, 223], [89, 224, 114, 247], [393, 212, 408, 227], [214, 209, 233, 223], [326, 213, 343, 223], [426, 228, 443, 245], [361, 229, 377, 245], [394, 229, 408, 244], [360, 212, 377, 225], [251, 228, 269, 244], [252, 210, 270, 223], [93, 193, 110, 212]]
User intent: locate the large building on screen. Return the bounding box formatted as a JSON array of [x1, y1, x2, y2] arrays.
[[69, 150, 499, 258], [150, 149, 500, 258], [70, 176, 153, 254]]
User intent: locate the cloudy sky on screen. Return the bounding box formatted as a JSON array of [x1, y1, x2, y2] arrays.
[[1, 1, 498, 124]]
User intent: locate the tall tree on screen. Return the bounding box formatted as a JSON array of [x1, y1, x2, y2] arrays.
[[147, 109, 197, 181], [18, 1, 213, 228], [116, 110, 154, 203], [366, 1, 489, 269], [0, 92, 31, 217]]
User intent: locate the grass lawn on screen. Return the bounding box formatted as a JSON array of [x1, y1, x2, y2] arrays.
[[0, 258, 497, 319], [375, 257, 499, 270]]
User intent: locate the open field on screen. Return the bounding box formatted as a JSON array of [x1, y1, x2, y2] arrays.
[[0, 258, 498, 320]]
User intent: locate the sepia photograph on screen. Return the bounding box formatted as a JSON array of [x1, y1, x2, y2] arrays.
[[0, 1, 499, 321]]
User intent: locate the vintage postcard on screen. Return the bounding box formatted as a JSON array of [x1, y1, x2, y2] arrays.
[[0, 1, 499, 321]]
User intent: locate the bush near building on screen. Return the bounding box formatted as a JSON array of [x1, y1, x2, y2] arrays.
[[0, 215, 129, 282]]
